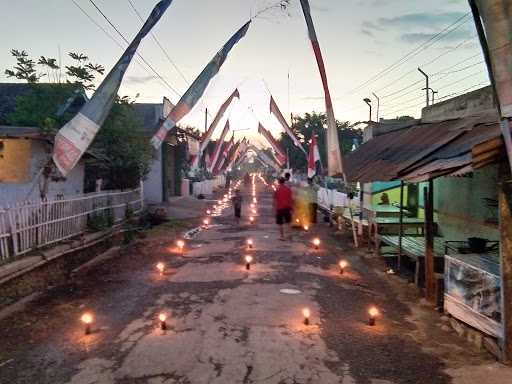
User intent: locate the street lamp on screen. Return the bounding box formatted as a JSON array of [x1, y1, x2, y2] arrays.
[[363, 98, 372, 121]]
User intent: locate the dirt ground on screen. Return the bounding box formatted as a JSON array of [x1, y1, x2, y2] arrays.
[[0, 180, 511, 384]]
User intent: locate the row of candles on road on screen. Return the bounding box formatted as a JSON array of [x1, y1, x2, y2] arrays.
[[78, 176, 380, 335]]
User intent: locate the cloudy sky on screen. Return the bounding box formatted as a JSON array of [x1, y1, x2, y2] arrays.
[[0, 0, 489, 143]]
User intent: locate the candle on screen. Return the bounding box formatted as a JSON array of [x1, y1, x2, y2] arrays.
[[177, 240, 185, 252], [159, 313, 167, 330], [339, 260, 348, 274], [245, 255, 253, 270], [313, 238, 321, 249], [303, 225, 309, 231], [81, 312, 94, 335], [249, 216, 255, 224], [203, 219, 209, 228], [247, 239, 253, 249], [302, 308, 310, 325], [368, 306, 379, 326], [156, 262, 165, 275]]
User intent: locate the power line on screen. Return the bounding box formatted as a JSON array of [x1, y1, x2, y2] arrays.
[[126, 0, 189, 85], [71, 0, 170, 87], [87, 0, 181, 98], [374, 34, 477, 94], [347, 12, 471, 95]]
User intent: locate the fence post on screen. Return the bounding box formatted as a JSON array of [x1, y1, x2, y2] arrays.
[[6, 204, 18, 256], [140, 179, 144, 211]]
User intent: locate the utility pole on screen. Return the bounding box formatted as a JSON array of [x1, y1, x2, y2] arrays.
[[418, 67, 430, 107], [422, 87, 438, 105], [363, 98, 372, 121], [204, 108, 208, 133], [372, 92, 380, 122]]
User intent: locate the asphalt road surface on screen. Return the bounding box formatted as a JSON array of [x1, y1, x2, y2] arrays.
[[0, 179, 511, 384]]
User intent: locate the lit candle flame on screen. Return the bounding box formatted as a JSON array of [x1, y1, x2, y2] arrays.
[[159, 313, 167, 322], [245, 255, 253, 264], [313, 238, 321, 247], [156, 262, 165, 274], [177, 240, 185, 249], [81, 312, 93, 324], [369, 307, 379, 318], [339, 260, 348, 269]]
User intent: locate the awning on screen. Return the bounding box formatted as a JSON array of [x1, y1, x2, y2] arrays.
[[345, 113, 505, 183]]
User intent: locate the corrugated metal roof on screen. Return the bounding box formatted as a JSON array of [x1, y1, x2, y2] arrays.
[[345, 113, 503, 182]]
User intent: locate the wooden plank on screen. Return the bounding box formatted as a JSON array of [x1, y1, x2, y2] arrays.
[[425, 181, 435, 302], [499, 166, 512, 362]]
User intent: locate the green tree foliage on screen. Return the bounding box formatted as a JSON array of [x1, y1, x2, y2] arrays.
[[278, 112, 362, 172], [85, 98, 152, 190], [4, 49, 40, 83]]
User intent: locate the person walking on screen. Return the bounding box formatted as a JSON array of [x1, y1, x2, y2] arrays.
[[274, 177, 293, 240], [232, 189, 242, 225]]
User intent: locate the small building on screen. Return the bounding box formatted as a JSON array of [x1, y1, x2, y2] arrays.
[[133, 103, 197, 204], [345, 85, 509, 356], [0, 83, 88, 206]]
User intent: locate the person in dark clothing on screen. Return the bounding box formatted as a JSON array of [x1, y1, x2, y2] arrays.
[[232, 189, 242, 224], [274, 177, 293, 240]]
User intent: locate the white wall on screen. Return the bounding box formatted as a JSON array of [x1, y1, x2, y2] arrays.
[[0, 140, 84, 206], [143, 148, 163, 204]]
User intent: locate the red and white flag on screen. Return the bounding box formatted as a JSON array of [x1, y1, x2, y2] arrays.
[[269, 96, 307, 155], [215, 134, 234, 175], [307, 134, 321, 178], [300, 0, 344, 177], [209, 121, 230, 173], [258, 123, 286, 167], [192, 89, 239, 168]]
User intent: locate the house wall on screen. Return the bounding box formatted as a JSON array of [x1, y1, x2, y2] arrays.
[[433, 165, 499, 241], [143, 147, 164, 204], [0, 139, 84, 206], [422, 86, 495, 123]]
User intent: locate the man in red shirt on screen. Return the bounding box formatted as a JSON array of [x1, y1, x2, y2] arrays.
[[274, 177, 293, 240]]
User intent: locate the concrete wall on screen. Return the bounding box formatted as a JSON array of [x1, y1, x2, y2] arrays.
[[143, 147, 163, 204], [422, 86, 496, 123], [0, 139, 84, 206]]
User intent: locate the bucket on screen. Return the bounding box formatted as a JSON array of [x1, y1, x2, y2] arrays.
[[468, 237, 488, 253]]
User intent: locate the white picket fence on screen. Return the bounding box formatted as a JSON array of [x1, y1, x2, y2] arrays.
[[0, 187, 143, 262], [192, 176, 226, 197]]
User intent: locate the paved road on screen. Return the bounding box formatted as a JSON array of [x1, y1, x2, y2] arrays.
[[0, 180, 511, 384]]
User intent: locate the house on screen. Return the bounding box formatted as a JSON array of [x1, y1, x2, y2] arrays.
[[345, 85, 509, 357], [0, 83, 88, 206], [133, 103, 199, 204]]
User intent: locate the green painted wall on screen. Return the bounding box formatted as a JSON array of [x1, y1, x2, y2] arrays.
[[432, 165, 499, 241]]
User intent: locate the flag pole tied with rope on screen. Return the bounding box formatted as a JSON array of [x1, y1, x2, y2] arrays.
[[53, 0, 174, 175], [299, 0, 344, 178]]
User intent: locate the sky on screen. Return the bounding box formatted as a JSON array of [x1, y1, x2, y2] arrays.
[[0, 0, 489, 144]]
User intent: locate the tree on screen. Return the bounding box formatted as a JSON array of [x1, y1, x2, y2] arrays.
[[85, 97, 152, 190], [278, 112, 362, 172], [4, 48, 151, 192]]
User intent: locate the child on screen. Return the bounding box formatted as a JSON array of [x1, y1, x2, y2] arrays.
[[232, 189, 242, 224]]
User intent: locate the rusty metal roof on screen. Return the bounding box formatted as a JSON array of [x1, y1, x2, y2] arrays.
[[345, 113, 503, 182]]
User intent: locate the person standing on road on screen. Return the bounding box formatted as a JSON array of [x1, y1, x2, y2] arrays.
[[232, 189, 242, 225], [274, 177, 293, 240]]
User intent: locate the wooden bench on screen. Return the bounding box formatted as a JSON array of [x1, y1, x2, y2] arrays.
[[377, 235, 446, 286]]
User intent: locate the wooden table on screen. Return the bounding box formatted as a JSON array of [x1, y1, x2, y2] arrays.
[[373, 217, 435, 235], [371, 205, 409, 218]]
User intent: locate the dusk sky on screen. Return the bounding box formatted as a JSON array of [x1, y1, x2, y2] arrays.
[[0, 0, 489, 144]]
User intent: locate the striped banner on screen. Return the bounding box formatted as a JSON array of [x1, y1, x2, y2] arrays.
[[269, 96, 307, 155], [300, 0, 343, 177], [192, 89, 239, 168], [215, 134, 234, 174], [209, 120, 230, 173], [53, 0, 173, 175], [151, 21, 250, 149], [258, 123, 286, 167]]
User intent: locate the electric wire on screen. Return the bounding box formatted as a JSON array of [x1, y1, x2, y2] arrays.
[[88, 0, 181, 98], [126, 0, 189, 85]]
